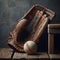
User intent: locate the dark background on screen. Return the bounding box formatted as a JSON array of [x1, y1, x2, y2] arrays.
[[0, 0, 60, 53]]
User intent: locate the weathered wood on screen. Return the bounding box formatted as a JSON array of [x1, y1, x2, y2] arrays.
[[0, 48, 49, 59], [48, 24, 60, 29], [0, 48, 13, 59], [49, 54, 60, 59], [48, 34, 54, 54], [48, 29, 60, 34], [48, 24, 60, 54], [0, 48, 60, 59], [48, 24, 60, 34], [13, 52, 49, 60]]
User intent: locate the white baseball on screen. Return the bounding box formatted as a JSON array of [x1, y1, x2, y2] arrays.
[[24, 41, 37, 54]]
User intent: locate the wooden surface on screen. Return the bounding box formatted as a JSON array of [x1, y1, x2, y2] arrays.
[[48, 34, 54, 54], [48, 24, 60, 33], [0, 48, 60, 60], [48, 24, 60, 28], [13, 52, 49, 60], [49, 54, 60, 59], [48, 28, 60, 34], [48, 24, 60, 54], [0, 48, 13, 59]]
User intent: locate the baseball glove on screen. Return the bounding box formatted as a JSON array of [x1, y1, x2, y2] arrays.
[[8, 4, 55, 52]]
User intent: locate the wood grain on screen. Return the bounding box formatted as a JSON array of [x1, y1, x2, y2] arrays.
[[0, 48, 13, 58], [48, 24, 60, 54], [0, 48, 60, 59], [48, 34, 54, 54]]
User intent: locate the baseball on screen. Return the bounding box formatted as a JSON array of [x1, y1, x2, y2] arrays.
[[24, 41, 37, 54]]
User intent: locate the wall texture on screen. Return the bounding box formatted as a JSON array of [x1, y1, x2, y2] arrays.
[[0, 0, 60, 53]]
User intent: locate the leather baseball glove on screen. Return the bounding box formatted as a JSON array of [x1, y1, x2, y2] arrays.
[[8, 4, 55, 52]]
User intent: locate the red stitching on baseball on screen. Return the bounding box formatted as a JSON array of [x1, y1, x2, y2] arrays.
[[26, 43, 35, 53]]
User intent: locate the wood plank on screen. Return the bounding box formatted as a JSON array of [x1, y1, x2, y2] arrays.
[[48, 34, 54, 54], [49, 54, 60, 59], [0, 48, 13, 59], [48, 28, 60, 34], [0, 48, 60, 59], [48, 24, 60, 29], [48, 24, 60, 54], [13, 52, 49, 60], [48, 24, 60, 34]]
